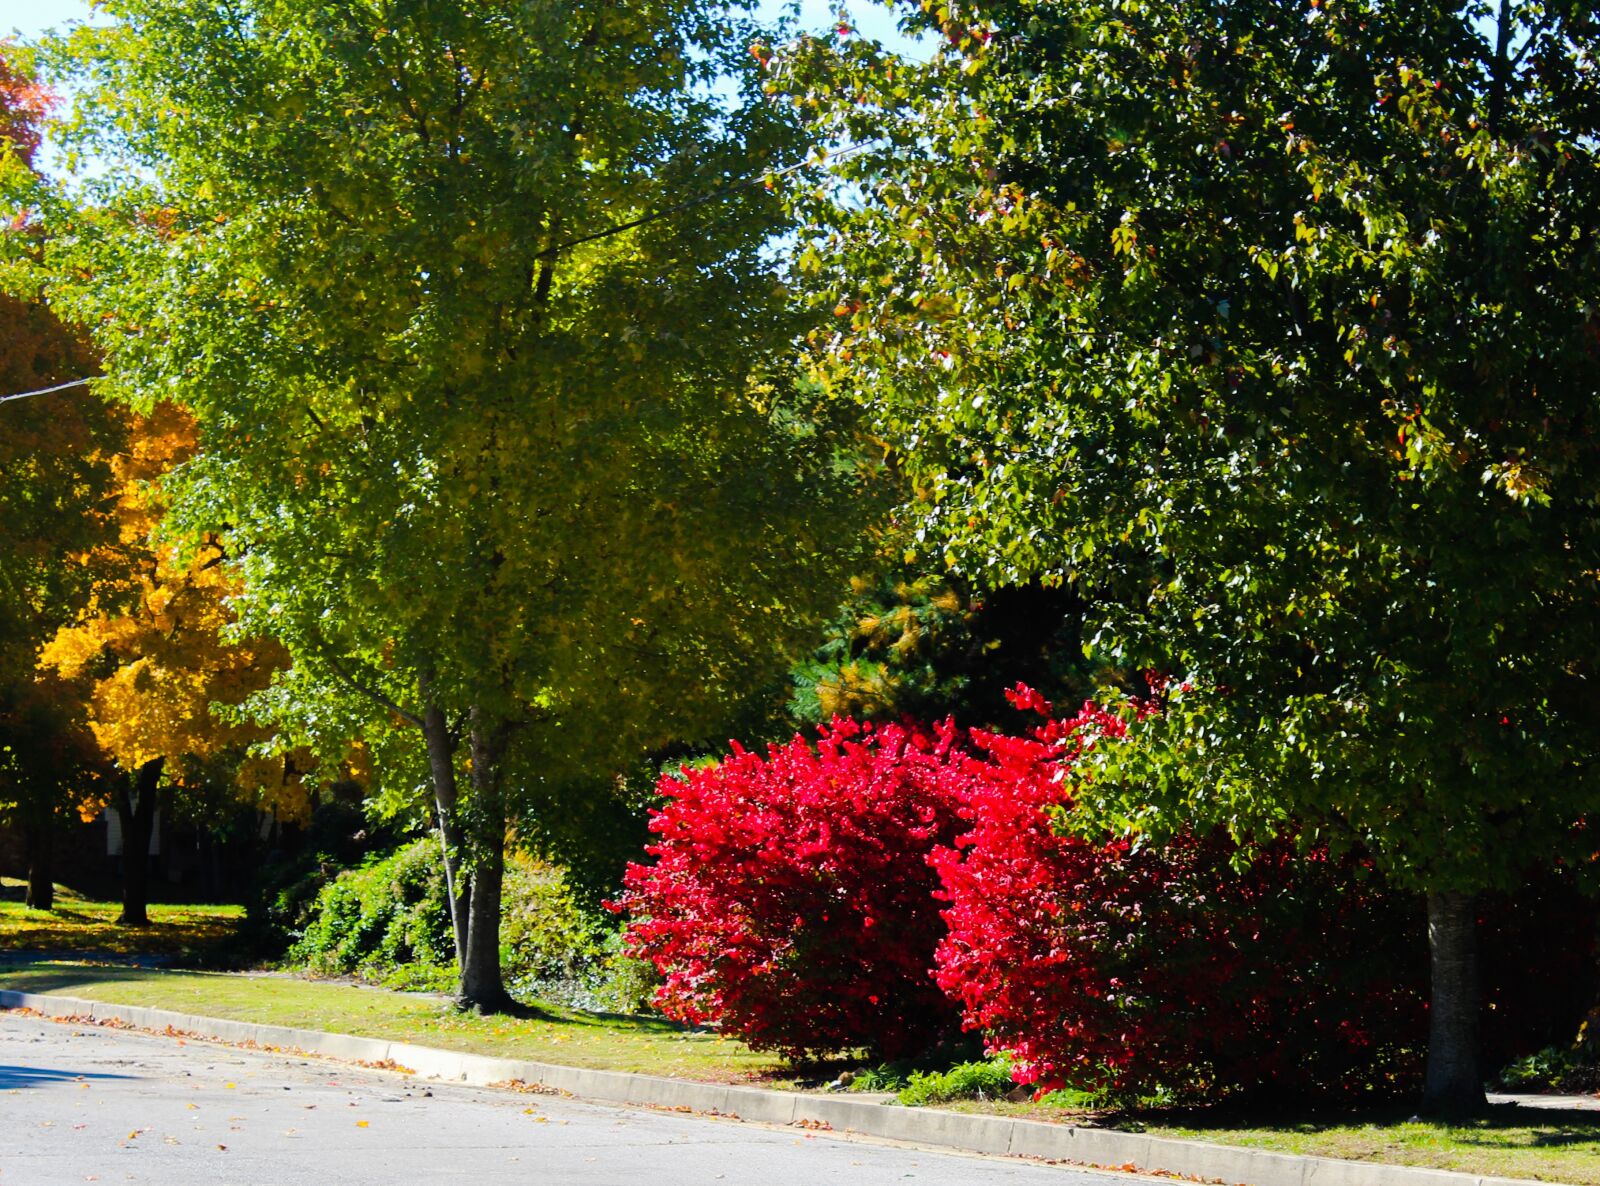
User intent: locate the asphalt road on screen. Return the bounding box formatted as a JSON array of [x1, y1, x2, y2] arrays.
[[0, 1012, 1136, 1186]]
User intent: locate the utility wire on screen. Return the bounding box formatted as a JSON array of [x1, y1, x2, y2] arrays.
[[0, 376, 95, 404], [0, 135, 895, 405]]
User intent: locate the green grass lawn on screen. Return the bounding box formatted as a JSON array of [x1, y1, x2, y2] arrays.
[[1148, 1111, 1600, 1185], [902, 1095, 1600, 1183], [0, 878, 244, 962], [1, 958, 783, 1082]]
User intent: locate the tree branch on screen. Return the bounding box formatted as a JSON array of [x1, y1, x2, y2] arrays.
[[1487, 0, 1515, 134], [533, 211, 561, 311], [315, 638, 423, 728]]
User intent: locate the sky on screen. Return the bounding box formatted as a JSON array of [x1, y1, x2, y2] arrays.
[[5, 0, 927, 178], [5, 0, 925, 50], [5, 0, 112, 40]]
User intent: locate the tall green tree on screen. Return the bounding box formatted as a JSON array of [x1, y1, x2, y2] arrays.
[[9, 0, 871, 1007], [781, 0, 1600, 1112]]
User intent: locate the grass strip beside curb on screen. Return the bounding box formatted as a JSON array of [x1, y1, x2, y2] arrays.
[[1, 980, 1551, 1186]]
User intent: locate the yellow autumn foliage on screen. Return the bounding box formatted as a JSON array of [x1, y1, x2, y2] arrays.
[[38, 404, 316, 822]]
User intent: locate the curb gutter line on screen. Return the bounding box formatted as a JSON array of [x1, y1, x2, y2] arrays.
[[0, 990, 1539, 1186]]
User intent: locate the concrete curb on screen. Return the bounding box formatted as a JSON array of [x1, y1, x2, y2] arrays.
[[0, 989, 1542, 1186]]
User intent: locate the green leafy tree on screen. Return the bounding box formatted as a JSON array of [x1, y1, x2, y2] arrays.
[[780, 0, 1600, 1112], [11, 0, 872, 1007]]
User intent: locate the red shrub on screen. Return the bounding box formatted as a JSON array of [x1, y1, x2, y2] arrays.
[[620, 688, 1431, 1093], [933, 689, 1427, 1104], [617, 718, 970, 1061]]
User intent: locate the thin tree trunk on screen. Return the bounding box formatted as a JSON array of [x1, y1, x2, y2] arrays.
[[1422, 890, 1487, 1115], [419, 680, 468, 968], [457, 712, 512, 1012], [24, 822, 53, 911], [115, 757, 164, 927]]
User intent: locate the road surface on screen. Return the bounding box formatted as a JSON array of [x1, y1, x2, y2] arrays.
[[1, 1011, 1137, 1186]]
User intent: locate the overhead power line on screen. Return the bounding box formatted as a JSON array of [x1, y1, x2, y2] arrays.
[[0, 376, 95, 405]]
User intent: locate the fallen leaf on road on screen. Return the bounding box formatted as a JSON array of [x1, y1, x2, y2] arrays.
[[356, 1120, 369, 1128]]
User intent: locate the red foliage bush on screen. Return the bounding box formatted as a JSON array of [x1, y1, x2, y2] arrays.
[[616, 718, 970, 1061], [932, 688, 1427, 1104], [620, 687, 1434, 1093]]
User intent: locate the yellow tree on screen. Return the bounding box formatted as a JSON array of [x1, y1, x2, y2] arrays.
[[40, 404, 306, 924]]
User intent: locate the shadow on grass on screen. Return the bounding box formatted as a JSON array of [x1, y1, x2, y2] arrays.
[[1456, 1106, 1600, 1150], [18, 908, 97, 924], [453, 996, 559, 1023], [0, 880, 97, 906], [547, 1007, 702, 1034], [0, 961, 181, 994], [460, 997, 725, 1040], [1521, 1125, 1600, 1149], [1135, 1098, 1600, 1148], [1, 915, 254, 970]]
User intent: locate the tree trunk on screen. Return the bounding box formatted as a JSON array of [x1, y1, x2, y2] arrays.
[[24, 822, 53, 911], [419, 682, 468, 969], [200, 828, 222, 901], [460, 833, 508, 1011], [115, 757, 164, 927], [457, 712, 513, 1012], [1421, 890, 1487, 1116]]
